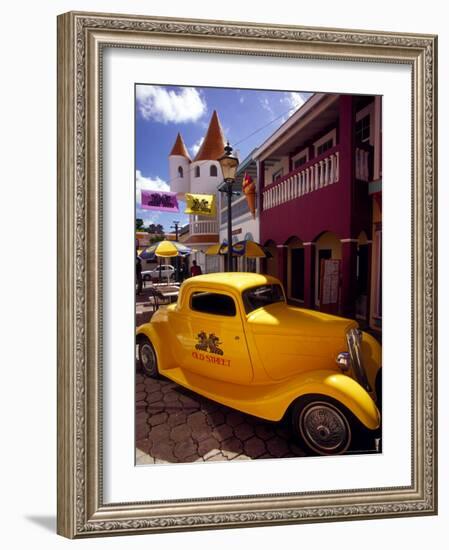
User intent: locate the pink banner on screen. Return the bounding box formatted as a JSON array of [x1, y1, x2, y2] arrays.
[[141, 190, 179, 212]]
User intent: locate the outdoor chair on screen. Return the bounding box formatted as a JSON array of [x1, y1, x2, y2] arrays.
[[147, 287, 171, 311]]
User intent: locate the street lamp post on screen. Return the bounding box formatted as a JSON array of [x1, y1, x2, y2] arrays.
[[218, 142, 239, 272], [171, 220, 180, 282]]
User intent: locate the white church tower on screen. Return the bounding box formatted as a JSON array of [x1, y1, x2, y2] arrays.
[[168, 110, 226, 273]]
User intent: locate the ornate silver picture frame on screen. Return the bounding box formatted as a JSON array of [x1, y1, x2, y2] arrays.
[[57, 11, 437, 538]]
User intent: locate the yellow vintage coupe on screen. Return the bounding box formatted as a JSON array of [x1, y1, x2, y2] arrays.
[[136, 273, 382, 455]]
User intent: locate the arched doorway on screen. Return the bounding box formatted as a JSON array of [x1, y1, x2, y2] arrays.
[[285, 236, 304, 302], [314, 231, 342, 308]]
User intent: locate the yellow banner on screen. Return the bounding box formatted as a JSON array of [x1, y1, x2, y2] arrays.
[[184, 193, 216, 217]]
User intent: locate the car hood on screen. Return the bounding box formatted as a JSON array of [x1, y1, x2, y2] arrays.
[[247, 302, 357, 337], [246, 303, 358, 381]]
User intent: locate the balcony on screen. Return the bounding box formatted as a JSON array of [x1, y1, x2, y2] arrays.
[[190, 219, 219, 235], [262, 147, 340, 211]]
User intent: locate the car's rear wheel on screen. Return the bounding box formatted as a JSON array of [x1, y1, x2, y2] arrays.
[[138, 337, 159, 378], [291, 396, 352, 456]]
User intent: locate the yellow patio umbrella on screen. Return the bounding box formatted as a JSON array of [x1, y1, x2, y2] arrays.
[[141, 240, 191, 258], [205, 242, 225, 256]]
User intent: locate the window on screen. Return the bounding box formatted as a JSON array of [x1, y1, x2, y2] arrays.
[[314, 129, 336, 157], [242, 284, 285, 314], [272, 168, 283, 182], [210, 165, 218, 177], [294, 156, 307, 169], [356, 114, 371, 143], [178, 166, 183, 178], [190, 291, 236, 316], [194, 166, 200, 178], [316, 139, 333, 156]]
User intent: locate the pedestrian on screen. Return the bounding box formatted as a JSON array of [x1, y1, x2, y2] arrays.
[[179, 260, 187, 282], [136, 255, 143, 295], [190, 260, 202, 277]]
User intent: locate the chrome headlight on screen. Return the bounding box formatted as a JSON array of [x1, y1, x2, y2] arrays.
[[345, 328, 371, 392], [336, 352, 351, 372]]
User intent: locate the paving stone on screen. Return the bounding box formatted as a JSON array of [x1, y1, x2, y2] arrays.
[[221, 437, 243, 455], [211, 424, 233, 442], [187, 410, 207, 428], [135, 400, 147, 413], [266, 437, 290, 458], [206, 411, 226, 427], [151, 441, 176, 462], [171, 423, 192, 442], [205, 452, 227, 462], [167, 412, 188, 428], [136, 391, 146, 402], [178, 394, 201, 409], [197, 436, 220, 457], [220, 449, 242, 460], [180, 454, 201, 463], [147, 401, 166, 414], [234, 423, 255, 441], [136, 454, 155, 465], [243, 437, 266, 458], [149, 412, 168, 427], [200, 401, 221, 414], [163, 391, 181, 403], [145, 381, 163, 394], [148, 423, 170, 441], [202, 448, 222, 460], [147, 391, 164, 404], [254, 423, 277, 440], [289, 443, 306, 456], [226, 411, 246, 427], [135, 383, 145, 392], [136, 438, 152, 454], [191, 423, 213, 442], [136, 411, 149, 423], [173, 440, 198, 460], [135, 424, 150, 441], [161, 382, 178, 393]]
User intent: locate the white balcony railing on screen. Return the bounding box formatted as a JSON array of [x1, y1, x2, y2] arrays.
[[190, 219, 219, 235], [262, 150, 340, 211]]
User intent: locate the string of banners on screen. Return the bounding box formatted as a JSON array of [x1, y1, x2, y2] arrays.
[[141, 190, 179, 212], [184, 193, 216, 217]]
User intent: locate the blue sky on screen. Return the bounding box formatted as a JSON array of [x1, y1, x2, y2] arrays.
[[135, 84, 311, 231]]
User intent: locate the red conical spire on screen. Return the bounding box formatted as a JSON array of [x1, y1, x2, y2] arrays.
[[169, 132, 191, 160], [194, 110, 226, 162]]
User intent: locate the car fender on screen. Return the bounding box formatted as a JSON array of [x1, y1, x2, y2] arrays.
[[136, 323, 174, 372], [255, 370, 380, 429]]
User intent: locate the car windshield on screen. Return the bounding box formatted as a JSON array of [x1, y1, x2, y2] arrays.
[[242, 284, 285, 314]]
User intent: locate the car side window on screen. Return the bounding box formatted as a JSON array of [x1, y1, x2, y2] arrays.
[[190, 291, 236, 317]]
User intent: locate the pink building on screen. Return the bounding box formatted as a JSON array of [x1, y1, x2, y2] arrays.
[[256, 93, 382, 329]]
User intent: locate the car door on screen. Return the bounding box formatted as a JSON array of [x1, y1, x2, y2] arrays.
[[174, 287, 254, 384]]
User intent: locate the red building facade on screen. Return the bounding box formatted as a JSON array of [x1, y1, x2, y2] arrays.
[[256, 93, 382, 328]]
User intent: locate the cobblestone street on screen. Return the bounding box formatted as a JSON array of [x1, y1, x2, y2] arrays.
[[135, 369, 307, 464]]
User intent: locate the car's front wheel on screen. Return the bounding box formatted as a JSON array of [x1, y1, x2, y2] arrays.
[[138, 337, 159, 378], [291, 396, 352, 456]]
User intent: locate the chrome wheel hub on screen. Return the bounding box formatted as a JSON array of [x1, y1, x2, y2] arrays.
[[300, 402, 350, 454], [140, 343, 156, 375]]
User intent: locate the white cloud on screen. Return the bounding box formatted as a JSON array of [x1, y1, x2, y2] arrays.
[[136, 170, 170, 193], [136, 85, 207, 124], [282, 92, 310, 116], [260, 97, 275, 117], [190, 137, 204, 157]]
